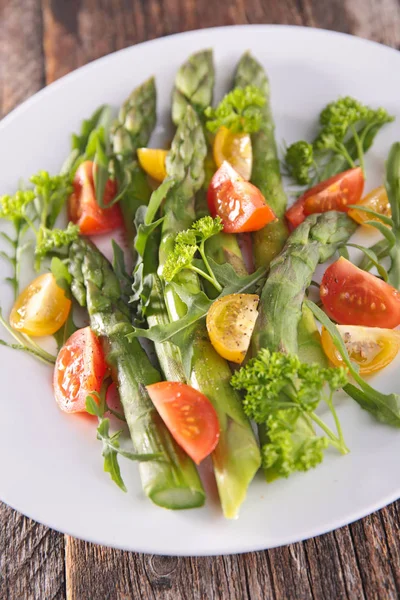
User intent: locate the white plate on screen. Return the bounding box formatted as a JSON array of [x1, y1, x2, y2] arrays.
[[1, 25, 400, 556]]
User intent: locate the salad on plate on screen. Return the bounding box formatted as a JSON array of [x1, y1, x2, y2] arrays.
[[1, 49, 400, 520]]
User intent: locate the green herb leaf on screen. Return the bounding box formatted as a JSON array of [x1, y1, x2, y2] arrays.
[[347, 205, 394, 227], [30, 171, 73, 230], [85, 394, 102, 417], [36, 222, 79, 261], [50, 257, 77, 349], [205, 85, 266, 134], [364, 220, 396, 247], [129, 179, 175, 320], [284, 141, 314, 185], [346, 243, 389, 281], [72, 105, 112, 155], [306, 299, 400, 426], [86, 381, 161, 493], [284, 97, 394, 186], [130, 286, 211, 345], [231, 348, 348, 479], [51, 256, 72, 289], [0, 306, 56, 365], [93, 133, 110, 208], [161, 216, 226, 291], [129, 265, 266, 345]]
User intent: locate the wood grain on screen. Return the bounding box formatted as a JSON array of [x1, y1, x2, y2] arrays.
[[0, 504, 65, 600], [0, 0, 45, 113], [1, 1, 400, 599]]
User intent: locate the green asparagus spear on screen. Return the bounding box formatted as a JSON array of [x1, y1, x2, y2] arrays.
[[235, 212, 355, 481], [111, 78, 157, 239], [69, 238, 205, 509], [172, 49, 214, 126], [234, 52, 289, 269], [157, 106, 261, 519], [252, 211, 357, 357], [172, 50, 247, 275]]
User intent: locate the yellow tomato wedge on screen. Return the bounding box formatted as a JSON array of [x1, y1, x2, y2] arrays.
[[137, 148, 168, 182], [206, 293, 259, 364], [321, 324, 400, 375], [10, 273, 71, 336], [348, 186, 391, 226], [213, 126, 252, 180]]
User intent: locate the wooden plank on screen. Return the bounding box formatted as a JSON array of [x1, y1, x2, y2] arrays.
[[0, 504, 65, 600], [0, 0, 45, 113]]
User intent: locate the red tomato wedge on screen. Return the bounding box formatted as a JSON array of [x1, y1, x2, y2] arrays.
[[286, 167, 364, 229], [207, 161, 276, 233], [320, 257, 400, 328], [68, 161, 122, 235], [146, 382, 220, 464], [53, 327, 107, 413]]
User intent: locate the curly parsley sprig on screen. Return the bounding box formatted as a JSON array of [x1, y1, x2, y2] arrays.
[[162, 216, 224, 291], [284, 97, 394, 186], [231, 349, 348, 480], [205, 85, 266, 134], [0, 191, 36, 297], [0, 171, 76, 284]]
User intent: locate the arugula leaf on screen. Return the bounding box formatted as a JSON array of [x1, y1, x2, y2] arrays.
[[86, 383, 161, 492], [134, 179, 174, 256], [72, 105, 112, 154], [50, 256, 72, 290], [130, 179, 175, 319], [131, 285, 211, 343], [50, 257, 77, 349], [93, 131, 110, 208], [129, 266, 266, 347], [0, 306, 56, 365], [345, 243, 389, 281], [306, 299, 400, 426]]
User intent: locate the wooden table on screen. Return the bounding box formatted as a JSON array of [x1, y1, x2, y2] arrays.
[[1, 1, 400, 598]]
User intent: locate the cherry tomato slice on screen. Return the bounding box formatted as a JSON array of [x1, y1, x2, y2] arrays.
[[213, 126, 252, 180], [137, 148, 168, 182], [320, 257, 400, 328], [208, 161, 276, 233], [321, 324, 400, 375], [285, 168, 364, 229], [206, 293, 259, 364], [10, 273, 71, 337], [68, 161, 122, 236], [53, 327, 107, 413], [146, 382, 220, 465], [348, 186, 391, 226]]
